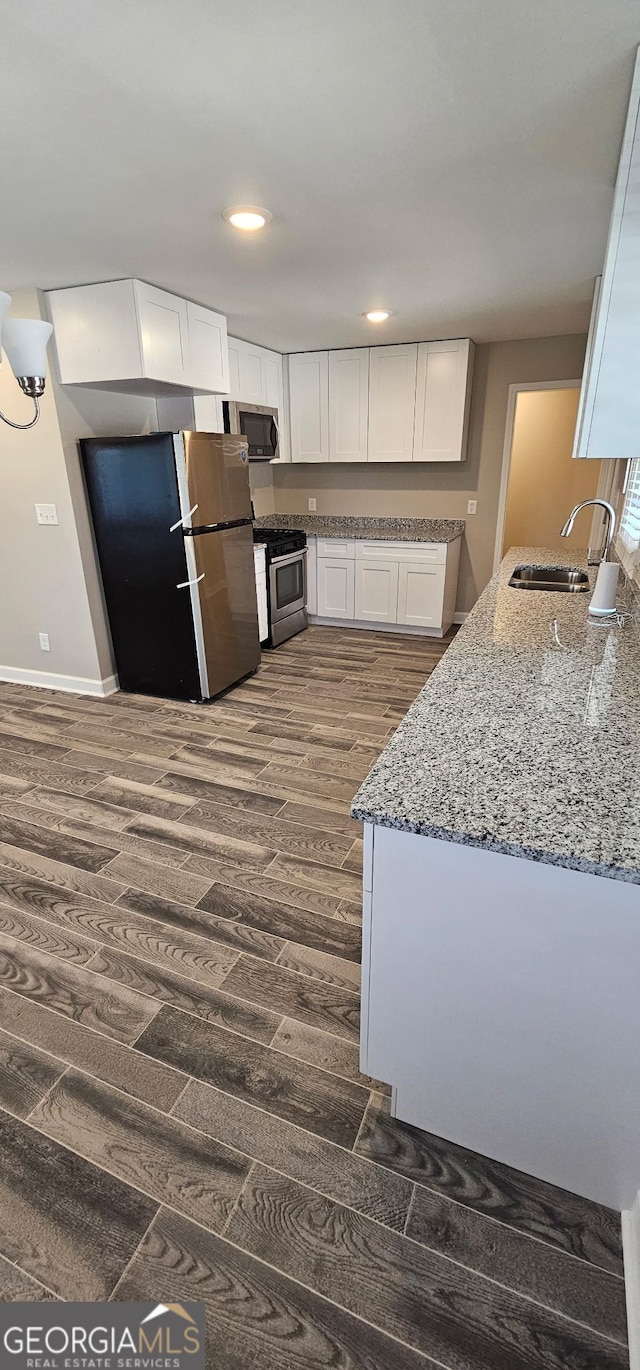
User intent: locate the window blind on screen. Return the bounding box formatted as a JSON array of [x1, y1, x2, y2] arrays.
[[619, 458, 640, 551]]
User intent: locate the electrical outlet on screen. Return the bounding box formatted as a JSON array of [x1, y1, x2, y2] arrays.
[[467, 500, 478, 515], [39, 633, 50, 652], [308, 497, 317, 512], [35, 504, 58, 525]]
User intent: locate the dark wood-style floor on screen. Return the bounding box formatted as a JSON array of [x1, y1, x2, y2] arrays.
[[0, 624, 628, 1368]]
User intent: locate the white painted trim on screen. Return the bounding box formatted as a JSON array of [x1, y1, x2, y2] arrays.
[[0, 665, 119, 697], [493, 380, 582, 574], [452, 611, 468, 624], [622, 1192, 640, 1370]]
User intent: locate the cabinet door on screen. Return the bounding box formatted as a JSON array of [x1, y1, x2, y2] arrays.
[[47, 280, 144, 385], [288, 352, 329, 462], [256, 573, 268, 641], [262, 353, 281, 408], [329, 348, 369, 462], [397, 562, 445, 629], [227, 339, 241, 398], [355, 559, 399, 622], [134, 282, 189, 384], [414, 339, 474, 462], [368, 344, 417, 462], [317, 557, 355, 618], [574, 54, 640, 457], [238, 343, 264, 403], [186, 302, 229, 393]]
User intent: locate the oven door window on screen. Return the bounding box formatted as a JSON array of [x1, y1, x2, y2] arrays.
[[239, 410, 277, 458], [274, 558, 303, 609]]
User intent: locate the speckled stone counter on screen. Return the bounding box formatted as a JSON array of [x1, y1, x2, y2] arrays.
[[352, 546, 640, 884], [254, 514, 464, 543]]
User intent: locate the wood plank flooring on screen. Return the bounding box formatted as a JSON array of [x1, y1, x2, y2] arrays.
[[0, 624, 628, 1369]]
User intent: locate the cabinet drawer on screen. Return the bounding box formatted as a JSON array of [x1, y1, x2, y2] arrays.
[[355, 539, 446, 565], [317, 539, 356, 559]]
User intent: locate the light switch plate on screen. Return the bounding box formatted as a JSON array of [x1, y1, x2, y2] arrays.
[[35, 504, 58, 525], [467, 500, 478, 515]]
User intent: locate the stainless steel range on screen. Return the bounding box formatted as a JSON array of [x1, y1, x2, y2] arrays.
[[254, 528, 308, 646]]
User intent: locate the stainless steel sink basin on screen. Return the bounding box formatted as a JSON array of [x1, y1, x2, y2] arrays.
[[508, 565, 590, 593]]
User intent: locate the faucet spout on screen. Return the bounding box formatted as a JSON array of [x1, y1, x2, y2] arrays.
[[560, 499, 616, 564]]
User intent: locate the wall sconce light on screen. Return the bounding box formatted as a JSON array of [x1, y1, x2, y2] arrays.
[[0, 292, 53, 430]]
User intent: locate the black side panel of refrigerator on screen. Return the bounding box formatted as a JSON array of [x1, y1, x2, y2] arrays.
[[80, 434, 201, 700]]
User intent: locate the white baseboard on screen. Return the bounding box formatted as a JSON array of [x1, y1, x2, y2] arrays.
[[308, 615, 446, 638], [453, 611, 468, 624], [623, 1194, 640, 1370], [0, 665, 119, 698]]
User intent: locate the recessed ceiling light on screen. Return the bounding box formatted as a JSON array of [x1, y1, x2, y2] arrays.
[[365, 310, 390, 322], [223, 206, 272, 231]]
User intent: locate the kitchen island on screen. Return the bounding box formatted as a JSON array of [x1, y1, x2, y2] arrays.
[[352, 546, 640, 1209]]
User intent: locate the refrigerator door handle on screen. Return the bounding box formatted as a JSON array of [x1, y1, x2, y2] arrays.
[[176, 572, 205, 589], [170, 504, 199, 533]]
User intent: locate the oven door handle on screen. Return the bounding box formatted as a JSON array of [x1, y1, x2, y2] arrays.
[[270, 548, 307, 569]]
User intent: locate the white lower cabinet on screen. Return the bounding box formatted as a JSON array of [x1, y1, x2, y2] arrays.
[[354, 560, 399, 622], [397, 562, 442, 628], [311, 537, 460, 637], [317, 557, 355, 619], [254, 545, 269, 643]]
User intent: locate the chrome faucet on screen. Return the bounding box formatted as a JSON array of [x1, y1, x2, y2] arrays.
[[560, 499, 617, 565]]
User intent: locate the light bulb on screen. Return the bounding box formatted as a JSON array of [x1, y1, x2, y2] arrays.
[[365, 310, 390, 323], [223, 206, 272, 231]]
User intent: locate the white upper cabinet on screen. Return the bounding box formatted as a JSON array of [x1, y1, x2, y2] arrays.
[[413, 339, 475, 463], [574, 52, 640, 458], [186, 301, 229, 393], [135, 282, 189, 384], [47, 279, 230, 396], [262, 354, 281, 409], [226, 337, 281, 406], [237, 343, 265, 404], [286, 339, 473, 464], [227, 339, 242, 398], [288, 351, 329, 462], [225, 337, 288, 461], [368, 344, 418, 462], [329, 348, 369, 462]]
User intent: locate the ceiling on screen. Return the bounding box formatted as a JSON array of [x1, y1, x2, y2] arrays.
[[1, 0, 638, 351]]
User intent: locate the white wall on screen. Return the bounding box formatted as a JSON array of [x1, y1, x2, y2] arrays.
[[0, 287, 158, 692], [0, 289, 109, 689]]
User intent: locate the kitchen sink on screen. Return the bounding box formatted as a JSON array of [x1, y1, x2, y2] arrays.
[[508, 565, 590, 592]]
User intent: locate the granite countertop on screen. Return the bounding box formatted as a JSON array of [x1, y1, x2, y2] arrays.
[[254, 514, 464, 543], [351, 547, 640, 884]]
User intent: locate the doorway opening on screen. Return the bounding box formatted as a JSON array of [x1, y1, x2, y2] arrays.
[[494, 382, 606, 571]]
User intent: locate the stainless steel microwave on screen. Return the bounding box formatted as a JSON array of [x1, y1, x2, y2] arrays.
[[222, 401, 279, 461]]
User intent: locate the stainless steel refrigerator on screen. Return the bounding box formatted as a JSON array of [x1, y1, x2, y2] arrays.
[[80, 431, 261, 701]]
